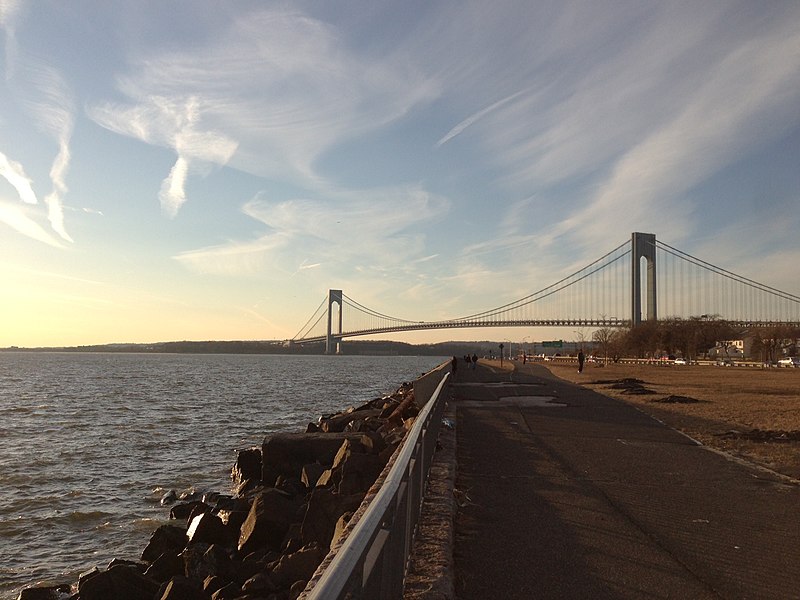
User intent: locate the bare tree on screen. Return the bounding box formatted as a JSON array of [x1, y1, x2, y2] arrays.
[[592, 327, 615, 365]]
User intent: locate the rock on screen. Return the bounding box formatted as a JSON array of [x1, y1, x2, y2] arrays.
[[229, 555, 267, 586], [289, 579, 308, 599], [202, 491, 223, 505], [300, 488, 364, 548], [78, 564, 159, 600], [275, 476, 307, 498], [17, 584, 72, 599], [380, 392, 418, 429], [379, 401, 400, 418], [241, 570, 277, 594], [319, 409, 383, 433], [330, 440, 387, 495], [202, 575, 224, 594], [170, 500, 210, 521], [143, 525, 189, 563], [181, 543, 234, 584], [232, 477, 261, 498], [216, 506, 250, 532], [281, 522, 304, 555], [238, 488, 299, 554], [107, 558, 146, 571], [156, 575, 206, 600], [186, 512, 232, 547], [339, 452, 386, 495], [144, 549, 184, 584], [261, 432, 377, 485], [268, 544, 325, 588], [210, 582, 242, 600], [178, 489, 205, 502], [301, 463, 326, 488], [78, 566, 100, 587], [329, 511, 354, 550], [315, 469, 333, 488], [232, 447, 262, 486]]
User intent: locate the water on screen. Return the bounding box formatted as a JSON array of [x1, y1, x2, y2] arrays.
[[0, 352, 444, 599]]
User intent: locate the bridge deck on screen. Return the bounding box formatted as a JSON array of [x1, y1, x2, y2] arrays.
[[443, 361, 799, 599]]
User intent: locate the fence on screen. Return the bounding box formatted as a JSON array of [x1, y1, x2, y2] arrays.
[[301, 365, 452, 599]]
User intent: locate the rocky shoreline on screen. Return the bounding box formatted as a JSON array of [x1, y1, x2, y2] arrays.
[[20, 381, 426, 600]]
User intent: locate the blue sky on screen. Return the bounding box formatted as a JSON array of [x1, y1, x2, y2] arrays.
[[1, 0, 799, 346]]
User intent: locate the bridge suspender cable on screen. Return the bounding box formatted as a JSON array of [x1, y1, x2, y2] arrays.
[[289, 234, 800, 343], [657, 241, 800, 303], [292, 296, 328, 340]]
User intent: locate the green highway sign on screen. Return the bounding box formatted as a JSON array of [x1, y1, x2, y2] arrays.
[[542, 340, 563, 348]]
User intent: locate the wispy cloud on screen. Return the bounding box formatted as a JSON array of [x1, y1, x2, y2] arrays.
[[553, 12, 800, 249], [88, 8, 438, 206], [0, 0, 22, 77], [0, 151, 37, 204], [437, 90, 526, 147], [174, 185, 450, 277], [0, 200, 63, 247], [419, 2, 800, 271], [2, 51, 76, 242], [159, 156, 189, 217], [90, 95, 238, 217]]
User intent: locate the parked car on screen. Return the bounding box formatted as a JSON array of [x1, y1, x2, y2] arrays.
[[778, 357, 800, 367], [673, 358, 687, 365]]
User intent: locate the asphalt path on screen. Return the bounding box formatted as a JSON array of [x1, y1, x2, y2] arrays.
[[451, 360, 800, 599]]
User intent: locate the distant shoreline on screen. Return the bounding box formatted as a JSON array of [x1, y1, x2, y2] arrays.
[[0, 339, 499, 356]]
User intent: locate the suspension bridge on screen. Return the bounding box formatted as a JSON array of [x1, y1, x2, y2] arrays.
[[291, 232, 800, 353]]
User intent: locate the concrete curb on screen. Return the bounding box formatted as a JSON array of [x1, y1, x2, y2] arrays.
[[402, 399, 457, 600]]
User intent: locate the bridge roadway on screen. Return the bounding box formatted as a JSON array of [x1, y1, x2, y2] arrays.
[[415, 360, 800, 599]]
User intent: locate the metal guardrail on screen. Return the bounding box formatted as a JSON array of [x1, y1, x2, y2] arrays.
[[302, 368, 452, 600]]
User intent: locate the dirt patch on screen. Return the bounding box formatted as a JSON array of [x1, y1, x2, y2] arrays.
[[544, 362, 800, 481], [651, 395, 703, 404], [717, 429, 800, 442]]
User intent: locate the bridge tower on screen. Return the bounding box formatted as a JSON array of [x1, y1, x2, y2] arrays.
[[326, 289, 343, 354], [631, 232, 657, 327]]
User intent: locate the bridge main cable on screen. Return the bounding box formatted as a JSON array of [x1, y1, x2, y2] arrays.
[[656, 241, 800, 302], [446, 240, 631, 322], [292, 295, 328, 340]]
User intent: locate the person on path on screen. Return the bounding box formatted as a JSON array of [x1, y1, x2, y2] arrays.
[[578, 349, 585, 373], [452, 356, 458, 373], [471, 353, 478, 370]]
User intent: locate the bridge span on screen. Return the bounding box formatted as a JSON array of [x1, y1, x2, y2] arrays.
[[291, 232, 800, 353]]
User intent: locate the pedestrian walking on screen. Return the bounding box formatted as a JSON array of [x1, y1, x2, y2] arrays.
[[578, 350, 585, 373]]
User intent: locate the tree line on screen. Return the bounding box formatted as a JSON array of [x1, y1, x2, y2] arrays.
[[591, 316, 800, 363]]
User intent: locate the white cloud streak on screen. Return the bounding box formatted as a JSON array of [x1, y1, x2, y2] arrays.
[[550, 12, 800, 249], [0, 200, 63, 247], [174, 185, 450, 277], [414, 1, 800, 278], [2, 51, 76, 242], [0, 0, 22, 78], [0, 151, 37, 204], [88, 8, 438, 205], [437, 89, 526, 147]]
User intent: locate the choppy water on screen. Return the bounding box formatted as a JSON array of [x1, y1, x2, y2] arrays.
[[0, 352, 444, 598]]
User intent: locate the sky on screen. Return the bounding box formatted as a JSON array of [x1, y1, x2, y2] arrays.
[[1, 0, 799, 347]]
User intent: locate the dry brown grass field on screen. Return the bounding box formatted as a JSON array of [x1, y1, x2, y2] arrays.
[[542, 361, 800, 481]]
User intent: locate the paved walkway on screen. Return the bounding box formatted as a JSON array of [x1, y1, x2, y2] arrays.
[[450, 360, 800, 599]]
